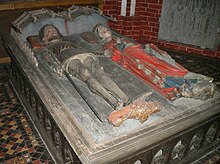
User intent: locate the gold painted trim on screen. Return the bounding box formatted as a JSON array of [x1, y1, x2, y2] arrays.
[[0, 0, 99, 11]]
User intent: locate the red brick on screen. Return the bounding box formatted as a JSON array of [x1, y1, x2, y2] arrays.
[[116, 16, 125, 20], [108, 10, 117, 15], [187, 47, 203, 55], [157, 41, 165, 47], [158, 0, 163, 4], [140, 15, 148, 21], [144, 36, 151, 43], [158, 9, 162, 14], [122, 30, 131, 36], [136, 3, 143, 8], [140, 11, 147, 16], [140, 21, 149, 26], [133, 26, 141, 31], [203, 50, 216, 57], [131, 16, 140, 21], [132, 21, 141, 26], [148, 17, 159, 23], [143, 31, 156, 37], [174, 45, 181, 51], [152, 27, 159, 32], [203, 53, 216, 58], [139, 30, 144, 35], [147, 8, 159, 14], [140, 6, 147, 11], [155, 13, 161, 18], [164, 43, 179, 50], [123, 26, 132, 30], [216, 51, 220, 58], [141, 25, 152, 31], [108, 22, 115, 28], [140, 3, 148, 11], [149, 22, 156, 27], [147, 0, 159, 3], [179, 45, 187, 52], [145, 12, 156, 17], [148, 4, 162, 10], [115, 24, 123, 29], [116, 10, 122, 15], [135, 12, 141, 16], [116, 6, 122, 11], [116, 1, 121, 6], [123, 21, 132, 26], [149, 37, 158, 43], [115, 20, 123, 25], [115, 29, 122, 33], [155, 23, 160, 28], [132, 35, 139, 40], [123, 17, 133, 21], [103, 5, 112, 11], [140, 35, 151, 42], [104, 1, 116, 5], [131, 30, 140, 35], [105, 7, 116, 11], [139, 2, 148, 8], [139, 39, 146, 44]]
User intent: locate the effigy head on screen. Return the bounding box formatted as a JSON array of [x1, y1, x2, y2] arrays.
[[93, 24, 112, 43], [39, 24, 63, 44]]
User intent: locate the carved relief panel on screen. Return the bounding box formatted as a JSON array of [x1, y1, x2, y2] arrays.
[[158, 0, 220, 50]]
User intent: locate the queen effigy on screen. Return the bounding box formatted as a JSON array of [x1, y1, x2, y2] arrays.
[[93, 24, 216, 101]]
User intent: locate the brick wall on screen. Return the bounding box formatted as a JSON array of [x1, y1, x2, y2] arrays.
[[102, 0, 220, 58]]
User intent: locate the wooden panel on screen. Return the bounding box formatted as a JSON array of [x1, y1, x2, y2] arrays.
[[0, 0, 99, 11], [0, 57, 11, 64]]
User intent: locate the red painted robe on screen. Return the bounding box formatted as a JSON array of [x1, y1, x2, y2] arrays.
[[104, 40, 189, 101]]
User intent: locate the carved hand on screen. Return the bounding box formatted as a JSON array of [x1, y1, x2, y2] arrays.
[[108, 100, 161, 127]]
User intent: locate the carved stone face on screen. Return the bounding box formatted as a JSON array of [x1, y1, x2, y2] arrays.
[[41, 25, 62, 43], [97, 25, 112, 41]]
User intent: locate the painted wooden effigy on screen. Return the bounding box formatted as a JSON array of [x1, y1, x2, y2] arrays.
[[3, 6, 220, 163]]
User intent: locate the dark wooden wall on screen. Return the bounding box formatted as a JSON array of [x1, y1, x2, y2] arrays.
[[0, 0, 100, 11]]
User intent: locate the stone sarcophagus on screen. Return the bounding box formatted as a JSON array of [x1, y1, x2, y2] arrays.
[[3, 6, 220, 164]]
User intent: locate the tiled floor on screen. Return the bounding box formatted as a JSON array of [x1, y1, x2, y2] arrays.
[[0, 73, 54, 163], [192, 148, 220, 164]]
